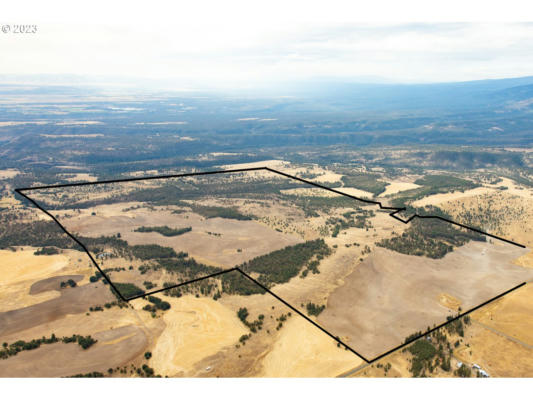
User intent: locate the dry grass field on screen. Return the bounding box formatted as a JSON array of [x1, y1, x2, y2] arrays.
[[261, 316, 364, 377], [148, 295, 248, 377], [61, 206, 303, 268], [318, 242, 532, 359], [2, 164, 533, 377], [471, 283, 533, 346], [442, 190, 533, 247], [0, 248, 92, 312], [454, 322, 533, 377], [0, 325, 148, 377]]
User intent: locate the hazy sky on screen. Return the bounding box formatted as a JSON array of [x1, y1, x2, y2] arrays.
[[2, 1, 533, 89]]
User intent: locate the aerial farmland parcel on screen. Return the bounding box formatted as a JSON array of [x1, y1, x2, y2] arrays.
[[14, 167, 532, 364]]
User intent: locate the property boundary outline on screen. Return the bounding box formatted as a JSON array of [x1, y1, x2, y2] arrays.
[[14, 166, 528, 364]]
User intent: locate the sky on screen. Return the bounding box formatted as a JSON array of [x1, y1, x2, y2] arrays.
[[1, 1, 533, 89]]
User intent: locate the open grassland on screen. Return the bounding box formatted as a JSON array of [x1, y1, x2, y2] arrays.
[[514, 250, 533, 268], [0, 169, 20, 179], [147, 296, 248, 377], [379, 180, 421, 197], [454, 322, 533, 377], [3, 164, 533, 377], [441, 189, 533, 247], [412, 186, 494, 207], [219, 160, 344, 184], [472, 283, 533, 346], [60, 205, 303, 268], [0, 248, 92, 312], [0, 325, 148, 377], [261, 316, 364, 377], [319, 242, 532, 359]]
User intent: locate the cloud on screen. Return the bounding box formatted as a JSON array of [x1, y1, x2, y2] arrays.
[[1, 20, 532, 88]]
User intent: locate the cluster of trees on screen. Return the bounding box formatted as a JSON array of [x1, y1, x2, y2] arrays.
[[236, 307, 264, 333], [140, 364, 155, 377], [414, 175, 479, 191], [300, 260, 320, 277], [134, 225, 192, 237], [237, 239, 332, 288], [221, 272, 265, 296], [84, 235, 131, 259], [89, 300, 129, 313], [190, 204, 254, 220], [328, 209, 374, 238], [306, 302, 326, 316], [142, 296, 171, 313], [377, 218, 485, 259], [0, 334, 97, 359], [237, 307, 249, 322], [1, 334, 60, 359], [341, 173, 389, 196], [131, 244, 178, 260], [112, 282, 145, 298], [283, 195, 365, 218], [0, 220, 77, 250], [375, 362, 393, 376], [34, 247, 59, 255], [60, 279, 77, 288], [156, 256, 218, 279], [89, 270, 103, 283], [407, 339, 437, 377], [101, 363, 161, 377], [239, 334, 251, 345], [445, 314, 470, 337], [402, 315, 473, 377], [404, 331, 423, 344], [62, 334, 98, 349], [69, 178, 295, 210], [391, 175, 480, 207], [219, 241, 333, 296], [275, 313, 291, 331], [143, 281, 156, 289], [68, 371, 105, 378], [164, 276, 222, 299], [453, 192, 525, 236], [455, 364, 472, 377]]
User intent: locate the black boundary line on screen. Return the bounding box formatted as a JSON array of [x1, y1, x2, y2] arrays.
[[15, 188, 128, 302], [235, 268, 370, 362], [16, 166, 525, 249], [126, 268, 238, 301], [263, 167, 525, 248], [366, 281, 526, 364], [13, 167, 528, 363], [15, 167, 267, 191]]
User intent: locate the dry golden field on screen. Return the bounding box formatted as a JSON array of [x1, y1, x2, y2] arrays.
[[2, 165, 533, 377]]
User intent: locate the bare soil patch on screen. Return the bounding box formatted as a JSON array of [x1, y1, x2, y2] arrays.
[[0, 249, 90, 312], [0, 325, 147, 377], [29, 275, 84, 295], [0, 282, 115, 337]]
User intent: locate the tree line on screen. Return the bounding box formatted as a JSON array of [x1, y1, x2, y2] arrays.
[[134, 225, 192, 237]]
